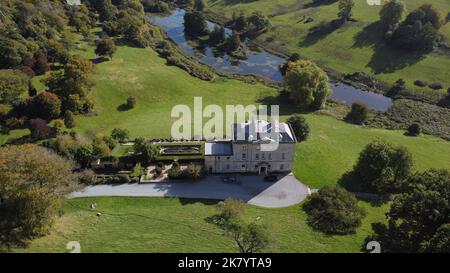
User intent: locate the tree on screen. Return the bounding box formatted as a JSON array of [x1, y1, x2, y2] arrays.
[[132, 163, 145, 177], [29, 118, 52, 140], [379, 0, 406, 29], [0, 69, 29, 104], [92, 139, 112, 158], [111, 128, 130, 142], [419, 3, 445, 29], [351, 140, 414, 194], [225, 221, 271, 253], [95, 37, 116, 60], [228, 30, 241, 51], [407, 123, 421, 137], [209, 25, 226, 45], [0, 144, 74, 249], [216, 199, 245, 222], [88, 0, 117, 22], [45, 55, 95, 113], [391, 5, 442, 52], [184, 10, 209, 36], [32, 92, 61, 120], [303, 186, 366, 234], [248, 11, 270, 31], [74, 144, 94, 168], [193, 0, 207, 12], [234, 11, 247, 32], [64, 110, 76, 128], [126, 96, 137, 109], [134, 137, 159, 164], [32, 50, 50, 75], [338, 0, 355, 21], [287, 115, 310, 142], [284, 60, 332, 110], [368, 169, 450, 253], [346, 102, 368, 125]]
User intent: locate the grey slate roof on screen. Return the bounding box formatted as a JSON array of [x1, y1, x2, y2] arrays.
[[205, 142, 233, 156]]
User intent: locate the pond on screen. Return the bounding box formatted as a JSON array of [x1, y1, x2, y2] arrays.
[[148, 8, 393, 111]]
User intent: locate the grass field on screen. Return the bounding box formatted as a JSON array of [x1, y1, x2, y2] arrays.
[[14, 197, 389, 253], [208, 0, 450, 97], [73, 44, 450, 188], [2, 43, 449, 188]]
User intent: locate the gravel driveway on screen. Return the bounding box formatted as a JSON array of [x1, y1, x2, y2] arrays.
[[70, 174, 311, 208]]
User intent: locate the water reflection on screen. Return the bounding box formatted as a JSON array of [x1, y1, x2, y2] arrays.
[[148, 8, 392, 111]]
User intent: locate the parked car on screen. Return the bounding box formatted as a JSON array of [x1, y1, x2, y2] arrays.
[[264, 175, 277, 182]]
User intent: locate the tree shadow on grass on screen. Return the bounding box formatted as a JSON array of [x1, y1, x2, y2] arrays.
[[352, 21, 425, 74], [299, 19, 345, 47], [338, 171, 390, 207]]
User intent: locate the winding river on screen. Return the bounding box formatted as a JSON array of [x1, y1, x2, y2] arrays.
[[148, 8, 393, 111]]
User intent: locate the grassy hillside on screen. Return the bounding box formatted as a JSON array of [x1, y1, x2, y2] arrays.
[[15, 197, 388, 253], [208, 0, 450, 97]]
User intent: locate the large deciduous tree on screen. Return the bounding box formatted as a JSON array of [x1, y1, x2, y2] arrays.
[[284, 60, 332, 110], [0, 144, 75, 249], [303, 186, 366, 234], [337, 0, 354, 21], [350, 140, 413, 194], [0, 69, 29, 104], [379, 0, 405, 30], [45, 55, 95, 113], [95, 37, 117, 60], [368, 169, 450, 253]]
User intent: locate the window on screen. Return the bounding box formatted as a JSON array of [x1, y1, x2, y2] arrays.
[[255, 154, 259, 159], [268, 154, 272, 160], [241, 164, 246, 169], [282, 153, 285, 160], [226, 157, 230, 160], [217, 156, 221, 161], [280, 164, 284, 170], [242, 153, 246, 159], [226, 164, 230, 170], [262, 154, 265, 160]]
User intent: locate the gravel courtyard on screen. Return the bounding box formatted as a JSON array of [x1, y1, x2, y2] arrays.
[[70, 174, 311, 208]]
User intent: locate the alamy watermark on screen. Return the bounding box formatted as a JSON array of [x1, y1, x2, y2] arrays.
[[170, 97, 280, 152]]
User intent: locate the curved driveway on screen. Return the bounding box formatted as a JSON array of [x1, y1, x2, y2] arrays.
[[70, 174, 311, 208]]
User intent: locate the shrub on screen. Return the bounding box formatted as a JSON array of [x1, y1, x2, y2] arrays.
[[303, 186, 366, 235], [429, 82, 443, 90], [185, 163, 205, 180], [216, 199, 245, 222], [407, 123, 421, 136], [64, 110, 76, 128], [5, 116, 27, 129], [414, 80, 428, 87], [346, 102, 369, 125], [126, 96, 137, 109], [111, 128, 130, 142], [287, 115, 310, 142], [77, 169, 96, 185], [117, 174, 131, 184]]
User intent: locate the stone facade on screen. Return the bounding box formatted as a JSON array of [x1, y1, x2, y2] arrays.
[[205, 120, 297, 175]]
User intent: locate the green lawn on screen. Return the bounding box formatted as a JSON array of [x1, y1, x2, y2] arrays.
[[208, 0, 450, 97], [2, 44, 450, 188], [15, 197, 388, 253], [74, 45, 450, 188]]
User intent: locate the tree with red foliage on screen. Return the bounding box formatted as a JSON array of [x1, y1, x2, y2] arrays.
[[32, 50, 50, 75], [29, 118, 53, 140], [32, 91, 61, 120]]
